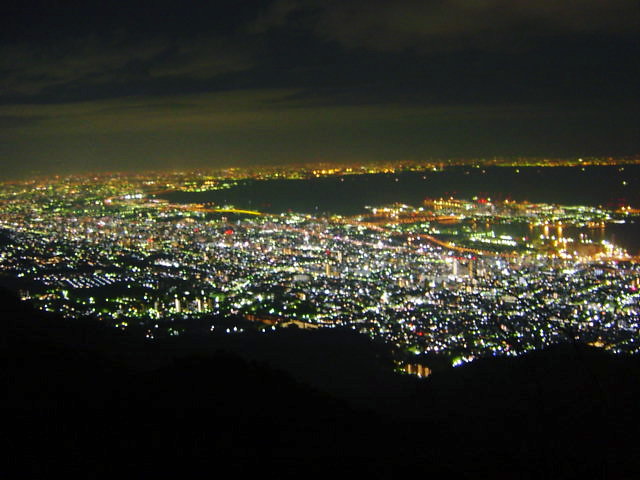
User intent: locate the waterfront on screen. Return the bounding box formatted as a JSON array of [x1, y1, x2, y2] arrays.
[[163, 166, 640, 254], [1, 165, 639, 372], [163, 166, 640, 212]]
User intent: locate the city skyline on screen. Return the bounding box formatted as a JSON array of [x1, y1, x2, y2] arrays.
[[2, 166, 638, 367], [4, 5, 640, 473], [2, 1, 639, 178]]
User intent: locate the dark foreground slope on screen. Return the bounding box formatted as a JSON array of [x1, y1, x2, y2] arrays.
[[4, 289, 640, 478]]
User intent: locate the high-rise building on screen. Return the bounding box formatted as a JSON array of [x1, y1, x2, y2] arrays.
[[325, 262, 332, 277]]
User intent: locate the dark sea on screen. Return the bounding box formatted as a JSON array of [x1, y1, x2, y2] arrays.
[[162, 166, 640, 254]]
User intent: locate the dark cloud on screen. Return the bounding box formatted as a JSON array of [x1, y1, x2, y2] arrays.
[[0, 1, 638, 177], [253, 0, 639, 52], [0, 34, 254, 102]]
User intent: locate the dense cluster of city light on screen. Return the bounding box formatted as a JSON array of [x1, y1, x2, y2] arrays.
[[1, 170, 638, 372]]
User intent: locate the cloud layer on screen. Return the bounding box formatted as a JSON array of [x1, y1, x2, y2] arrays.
[[253, 0, 640, 51], [0, 1, 638, 177]]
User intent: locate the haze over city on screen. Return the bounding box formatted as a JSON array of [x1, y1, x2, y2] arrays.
[[2, 0, 639, 178]]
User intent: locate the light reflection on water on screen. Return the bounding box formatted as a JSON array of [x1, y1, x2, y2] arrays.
[[162, 166, 640, 254]]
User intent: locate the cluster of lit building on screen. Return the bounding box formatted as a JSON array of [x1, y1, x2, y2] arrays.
[[368, 198, 633, 259], [0, 170, 638, 369]]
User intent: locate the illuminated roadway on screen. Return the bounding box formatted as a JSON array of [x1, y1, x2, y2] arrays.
[[191, 206, 263, 216]]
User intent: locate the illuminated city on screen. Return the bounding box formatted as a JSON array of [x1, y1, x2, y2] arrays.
[[4, 1, 640, 475], [2, 163, 638, 376]]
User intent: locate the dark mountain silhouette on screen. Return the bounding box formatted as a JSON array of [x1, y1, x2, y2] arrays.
[[4, 288, 639, 478]]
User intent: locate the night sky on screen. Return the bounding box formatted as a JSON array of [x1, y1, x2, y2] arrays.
[[1, 0, 639, 178]]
